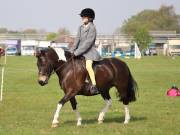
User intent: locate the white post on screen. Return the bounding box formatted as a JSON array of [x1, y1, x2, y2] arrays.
[[0, 48, 6, 102], [0, 67, 4, 101], [4, 49, 7, 65]]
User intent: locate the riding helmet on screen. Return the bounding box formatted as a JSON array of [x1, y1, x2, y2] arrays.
[[80, 8, 95, 19]]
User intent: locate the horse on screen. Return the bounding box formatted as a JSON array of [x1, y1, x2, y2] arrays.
[[36, 47, 137, 127]]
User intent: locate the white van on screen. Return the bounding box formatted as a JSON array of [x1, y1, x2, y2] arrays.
[[37, 41, 51, 50], [21, 40, 38, 56], [166, 39, 180, 56]]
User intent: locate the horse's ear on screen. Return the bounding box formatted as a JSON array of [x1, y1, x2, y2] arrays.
[[35, 50, 41, 57], [35, 49, 46, 57], [40, 50, 46, 56]]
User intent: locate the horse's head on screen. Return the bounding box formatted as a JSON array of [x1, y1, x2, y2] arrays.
[[36, 48, 56, 86]]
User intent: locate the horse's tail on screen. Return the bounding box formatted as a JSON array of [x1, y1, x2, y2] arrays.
[[126, 67, 137, 102], [114, 61, 137, 103]]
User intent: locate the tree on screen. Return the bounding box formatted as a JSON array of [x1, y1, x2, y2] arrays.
[[38, 29, 46, 35], [46, 32, 57, 41], [46, 27, 70, 41], [133, 26, 152, 51], [0, 27, 8, 33], [23, 28, 38, 34], [58, 28, 70, 36], [8, 30, 20, 34], [120, 5, 180, 34], [113, 27, 121, 34]]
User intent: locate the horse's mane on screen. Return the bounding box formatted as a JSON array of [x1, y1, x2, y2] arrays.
[[41, 47, 73, 60]]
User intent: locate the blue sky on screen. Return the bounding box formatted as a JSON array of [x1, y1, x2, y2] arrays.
[[0, 0, 180, 34]]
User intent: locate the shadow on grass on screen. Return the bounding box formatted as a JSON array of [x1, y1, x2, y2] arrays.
[[104, 116, 147, 123], [64, 116, 147, 125]]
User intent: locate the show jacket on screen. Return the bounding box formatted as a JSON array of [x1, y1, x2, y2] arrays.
[[71, 22, 101, 61]]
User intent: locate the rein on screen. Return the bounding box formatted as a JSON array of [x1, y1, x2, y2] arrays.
[[50, 56, 74, 75], [50, 55, 78, 87]]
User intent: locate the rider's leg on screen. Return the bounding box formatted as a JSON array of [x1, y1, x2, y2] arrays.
[[86, 60, 99, 94], [86, 60, 96, 85]]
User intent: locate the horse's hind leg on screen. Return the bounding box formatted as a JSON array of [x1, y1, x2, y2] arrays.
[[98, 90, 112, 124], [123, 103, 130, 124], [70, 97, 82, 126], [116, 85, 131, 124]]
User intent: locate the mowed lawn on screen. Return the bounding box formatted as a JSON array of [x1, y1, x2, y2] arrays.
[[0, 56, 180, 135]]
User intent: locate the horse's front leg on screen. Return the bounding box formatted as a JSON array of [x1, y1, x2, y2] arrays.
[[98, 91, 112, 124], [98, 99, 112, 124], [70, 97, 82, 126], [51, 103, 62, 128], [51, 92, 75, 128]]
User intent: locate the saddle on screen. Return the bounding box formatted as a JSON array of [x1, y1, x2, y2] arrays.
[[73, 55, 102, 70], [73, 56, 102, 96]]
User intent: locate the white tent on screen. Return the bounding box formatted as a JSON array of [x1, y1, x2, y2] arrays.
[[134, 42, 142, 59]]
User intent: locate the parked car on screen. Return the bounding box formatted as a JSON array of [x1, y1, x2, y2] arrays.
[[168, 45, 180, 56], [112, 52, 124, 57], [112, 48, 125, 57], [144, 47, 157, 56], [149, 47, 157, 55], [6, 47, 18, 55], [166, 39, 180, 56], [124, 50, 135, 56]]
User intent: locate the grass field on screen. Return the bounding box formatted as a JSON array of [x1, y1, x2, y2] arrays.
[[0, 56, 180, 135]]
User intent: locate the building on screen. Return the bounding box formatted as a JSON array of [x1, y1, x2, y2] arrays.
[[54, 35, 74, 49], [1, 32, 180, 56]]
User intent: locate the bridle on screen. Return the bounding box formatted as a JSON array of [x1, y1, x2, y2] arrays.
[[50, 55, 76, 77], [38, 52, 77, 85]]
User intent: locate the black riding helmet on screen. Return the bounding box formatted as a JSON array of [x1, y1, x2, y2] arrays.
[[80, 8, 95, 20]]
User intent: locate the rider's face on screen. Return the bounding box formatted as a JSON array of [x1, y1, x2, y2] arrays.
[[82, 17, 89, 25]]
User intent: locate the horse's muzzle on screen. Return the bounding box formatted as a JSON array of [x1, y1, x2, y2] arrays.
[[38, 80, 48, 86], [38, 75, 48, 86]]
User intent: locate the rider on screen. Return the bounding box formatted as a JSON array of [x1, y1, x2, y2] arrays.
[[70, 8, 101, 94]]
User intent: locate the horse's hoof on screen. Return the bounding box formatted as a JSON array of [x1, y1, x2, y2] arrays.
[[124, 122, 128, 124], [124, 120, 129, 124], [124, 117, 130, 124], [51, 123, 59, 128], [98, 120, 103, 124], [77, 121, 82, 126], [77, 123, 81, 126]]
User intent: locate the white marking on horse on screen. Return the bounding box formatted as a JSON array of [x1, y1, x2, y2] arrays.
[[98, 99, 112, 123], [53, 48, 67, 62], [74, 108, 82, 126], [52, 104, 63, 125], [124, 105, 130, 124]]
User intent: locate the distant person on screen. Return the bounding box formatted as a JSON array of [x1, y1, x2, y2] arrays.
[[70, 8, 101, 94]]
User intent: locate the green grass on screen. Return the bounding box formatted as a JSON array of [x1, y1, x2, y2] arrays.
[[0, 56, 180, 135]]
